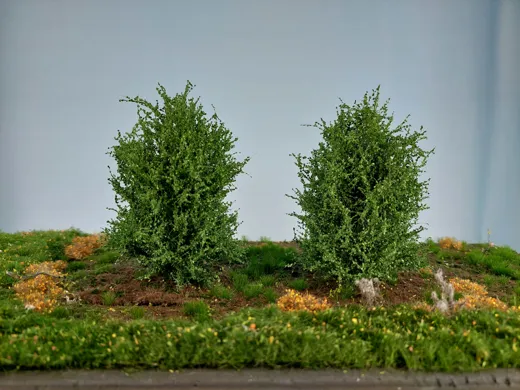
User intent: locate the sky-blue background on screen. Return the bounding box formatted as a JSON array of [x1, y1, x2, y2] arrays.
[[1, 0, 519, 249]]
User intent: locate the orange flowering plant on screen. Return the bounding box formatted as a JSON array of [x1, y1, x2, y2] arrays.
[[438, 237, 463, 251], [413, 269, 518, 314], [449, 276, 515, 312], [64, 233, 106, 260], [11, 260, 79, 313], [276, 289, 331, 313]]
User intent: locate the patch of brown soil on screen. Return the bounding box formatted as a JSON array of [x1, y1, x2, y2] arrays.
[[79, 267, 203, 308], [89, 267, 429, 311], [380, 272, 431, 306], [75, 266, 461, 321], [73, 239, 517, 321], [77, 262, 272, 319], [98, 295, 269, 322]]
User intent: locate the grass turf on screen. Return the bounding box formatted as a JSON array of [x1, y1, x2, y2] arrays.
[[1, 229, 520, 372]]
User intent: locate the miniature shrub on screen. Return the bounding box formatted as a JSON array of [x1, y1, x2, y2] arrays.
[[467, 249, 520, 279], [91, 250, 120, 264], [129, 306, 146, 320], [243, 283, 263, 299], [418, 266, 433, 278], [93, 264, 114, 275], [46, 237, 69, 260], [244, 243, 297, 279], [104, 81, 249, 287], [492, 246, 520, 265], [288, 87, 434, 286], [259, 275, 276, 287]]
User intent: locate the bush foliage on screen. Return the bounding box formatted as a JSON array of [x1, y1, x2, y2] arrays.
[[288, 87, 434, 285], [104, 82, 249, 286]]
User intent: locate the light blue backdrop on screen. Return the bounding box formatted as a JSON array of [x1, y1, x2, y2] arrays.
[[1, 0, 519, 249]]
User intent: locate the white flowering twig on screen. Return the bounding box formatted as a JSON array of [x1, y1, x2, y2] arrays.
[[355, 278, 381, 307], [430, 268, 455, 313]]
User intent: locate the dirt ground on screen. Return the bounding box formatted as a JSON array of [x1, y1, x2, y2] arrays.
[[73, 242, 516, 321]]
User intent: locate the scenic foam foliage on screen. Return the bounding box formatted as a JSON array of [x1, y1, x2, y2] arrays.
[[288, 87, 434, 286], [104, 82, 250, 286]]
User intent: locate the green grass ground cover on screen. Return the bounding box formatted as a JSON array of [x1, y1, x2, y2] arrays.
[[1, 229, 520, 372], [0, 305, 519, 371]]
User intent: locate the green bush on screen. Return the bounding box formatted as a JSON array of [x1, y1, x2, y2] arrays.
[[287, 87, 434, 285], [244, 243, 297, 279], [94, 264, 114, 275], [46, 237, 68, 260], [490, 246, 520, 266], [104, 81, 250, 287]]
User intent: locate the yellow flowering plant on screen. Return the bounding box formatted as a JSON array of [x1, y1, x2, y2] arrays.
[[64, 234, 106, 260], [438, 237, 463, 251], [11, 260, 77, 313], [276, 289, 331, 313], [449, 277, 515, 312], [413, 271, 518, 314]]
